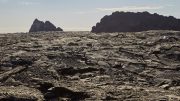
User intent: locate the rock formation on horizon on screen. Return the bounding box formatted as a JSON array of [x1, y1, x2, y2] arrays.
[[92, 11, 180, 33], [29, 19, 63, 32]]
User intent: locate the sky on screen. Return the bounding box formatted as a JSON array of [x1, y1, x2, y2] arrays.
[[0, 0, 180, 33]]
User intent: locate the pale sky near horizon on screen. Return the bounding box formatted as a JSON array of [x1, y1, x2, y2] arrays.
[[0, 0, 180, 33]]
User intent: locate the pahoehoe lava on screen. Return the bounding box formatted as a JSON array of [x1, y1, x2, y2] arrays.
[[0, 30, 180, 100]]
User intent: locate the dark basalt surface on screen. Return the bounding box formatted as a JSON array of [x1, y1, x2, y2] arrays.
[[29, 19, 63, 32], [92, 12, 180, 33], [0, 31, 180, 100]]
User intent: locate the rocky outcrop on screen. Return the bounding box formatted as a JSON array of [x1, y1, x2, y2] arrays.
[[92, 11, 180, 33], [29, 19, 63, 32]]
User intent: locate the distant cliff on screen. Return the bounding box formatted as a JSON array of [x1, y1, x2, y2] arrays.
[[92, 11, 180, 33], [29, 19, 63, 32]]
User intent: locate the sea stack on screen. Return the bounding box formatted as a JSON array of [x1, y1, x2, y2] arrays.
[[29, 19, 63, 32]]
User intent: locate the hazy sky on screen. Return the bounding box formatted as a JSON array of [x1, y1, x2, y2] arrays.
[[0, 0, 180, 33]]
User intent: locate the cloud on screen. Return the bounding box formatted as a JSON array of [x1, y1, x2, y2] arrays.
[[73, 11, 87, 14], [19, 1, 37, 6], [97, 6, 164, 12], [0, 0, 38, 5], [166, 4, 174, 7], [0, 0, 8, 3]]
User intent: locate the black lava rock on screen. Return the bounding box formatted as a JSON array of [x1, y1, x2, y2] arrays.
[[91, 11, 180, 33]]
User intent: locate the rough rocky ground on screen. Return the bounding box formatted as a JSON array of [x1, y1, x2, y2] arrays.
[[0, 30, 180, 101]]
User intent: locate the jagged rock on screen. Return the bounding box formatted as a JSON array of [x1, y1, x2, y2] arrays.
[[57, 67, 99, 76], [56, 27, 63, 31], [45, 87, 89, 100], [37, 81, 54, 93], [44, 21, 57, 31], [29, 19, 63, 32], [29, 19, 44, 32], [92, 11, 180, 33]]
